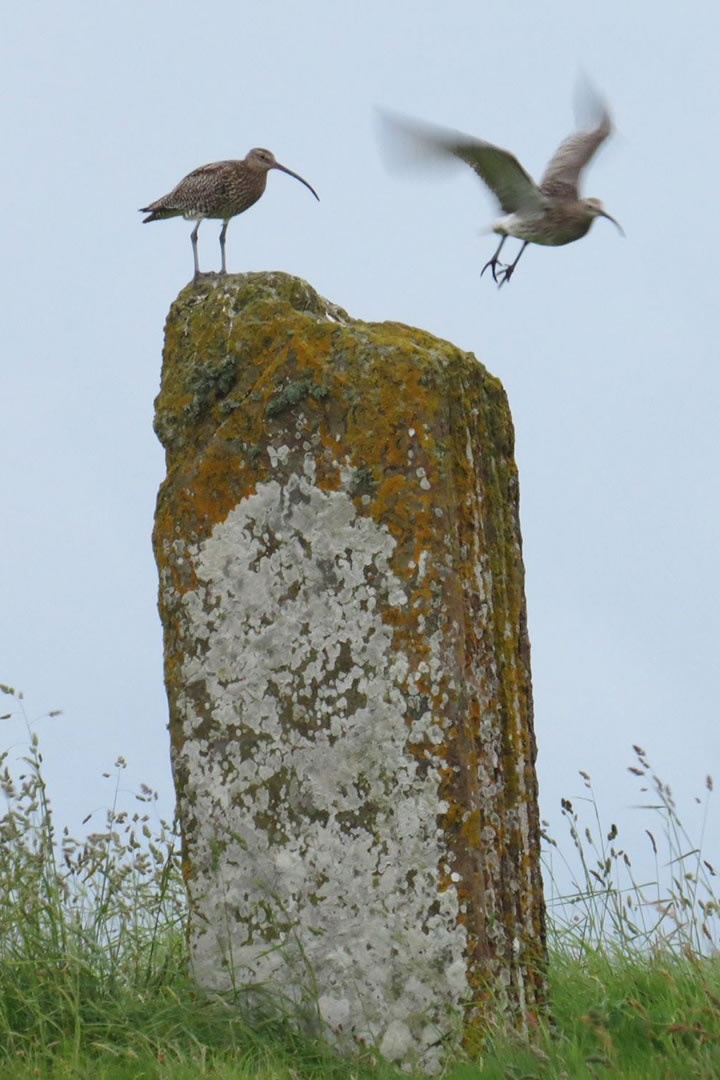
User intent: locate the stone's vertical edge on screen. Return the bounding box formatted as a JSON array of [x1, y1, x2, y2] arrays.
[[446, 364, 547, 1044], [153, 272, 547, 1072]]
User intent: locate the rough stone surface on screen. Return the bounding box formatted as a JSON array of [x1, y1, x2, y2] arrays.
[[153, 271, 547, 1071]]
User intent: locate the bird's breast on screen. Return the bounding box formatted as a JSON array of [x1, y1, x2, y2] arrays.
[[493, 205, 593, 246], [492, 211, 544, 240]]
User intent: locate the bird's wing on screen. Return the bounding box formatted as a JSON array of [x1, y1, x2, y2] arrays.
[[180, 161, 232, 181], [449, 138, 544, 213], [165, 161, 233, 209], [540, 106, 611, 200], [377, 110, 544, 214]]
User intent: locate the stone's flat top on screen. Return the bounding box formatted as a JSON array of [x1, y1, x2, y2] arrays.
[[178, 270, 353, 324], [154, 270, 508, 473]]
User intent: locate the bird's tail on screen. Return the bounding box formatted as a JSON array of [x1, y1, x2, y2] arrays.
[[139, 204, 180, 223]]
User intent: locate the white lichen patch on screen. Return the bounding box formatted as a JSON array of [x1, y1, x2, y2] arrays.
[[172, 470, 468, 1071]]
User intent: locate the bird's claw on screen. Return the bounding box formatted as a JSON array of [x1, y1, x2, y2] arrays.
[[496, 264, 515, 289], [481, 256, 513, 286], [481, 256, 503, 284]]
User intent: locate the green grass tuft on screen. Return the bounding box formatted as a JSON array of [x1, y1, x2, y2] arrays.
[[2, 684, 719, 1078]]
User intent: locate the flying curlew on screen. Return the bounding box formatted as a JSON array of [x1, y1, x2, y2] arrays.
[[379, 89, 623, 287], [140, 148, 319, 280]]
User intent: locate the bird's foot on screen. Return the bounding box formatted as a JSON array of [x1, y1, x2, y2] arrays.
[[481, 256, 514, 285], [481, 255, 504, 283], [496, 264, 516, 289]]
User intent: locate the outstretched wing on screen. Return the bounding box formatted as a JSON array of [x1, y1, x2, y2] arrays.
[[448, 138, 545, 213], [541, 103, 612, 200], [377, 109, 544, 214]]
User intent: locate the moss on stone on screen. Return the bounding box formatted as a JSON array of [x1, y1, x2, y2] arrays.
[[153, 271, 547, 1068]]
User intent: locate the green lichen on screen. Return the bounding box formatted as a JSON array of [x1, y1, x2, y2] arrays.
[[183, 355, 240, 420], [348, 466, 377, 496], [264, 377, 330, 418]]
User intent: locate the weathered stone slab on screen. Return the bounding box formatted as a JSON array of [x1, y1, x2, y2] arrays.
[[153, 272, 546, 1071]]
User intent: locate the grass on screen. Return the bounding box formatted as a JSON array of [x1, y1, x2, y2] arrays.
[[1, 683, 719, 1079]]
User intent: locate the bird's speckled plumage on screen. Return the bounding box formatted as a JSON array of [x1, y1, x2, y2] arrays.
[[379, 87, 622, 287], [141, 148, 319, 280]]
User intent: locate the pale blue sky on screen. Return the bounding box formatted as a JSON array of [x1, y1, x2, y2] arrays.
[[2, 2, 718, 887]]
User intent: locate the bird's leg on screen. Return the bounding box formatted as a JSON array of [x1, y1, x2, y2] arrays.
[[191, 221, 201, 281], [481, 236, 507, 283], [219, 221, 229, 275], [497, 241, 529, 288]]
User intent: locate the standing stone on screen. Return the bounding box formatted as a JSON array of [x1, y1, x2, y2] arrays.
[[153, 272, 546, 1071]]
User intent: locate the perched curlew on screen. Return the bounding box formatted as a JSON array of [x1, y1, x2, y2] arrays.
[[140, 148, 319, 280], [379, 89, 623, 287]]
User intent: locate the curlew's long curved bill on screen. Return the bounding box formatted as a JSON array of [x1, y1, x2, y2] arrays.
[[600, 209, 625, 237], [273, 162, 320, 201]]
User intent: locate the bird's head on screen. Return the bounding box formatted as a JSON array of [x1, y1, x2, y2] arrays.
[[245, 147, 279, 172], [585, 197, 624, 236], [245, 148, 319, 200]]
